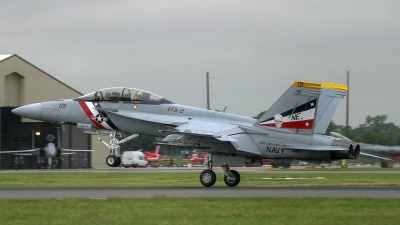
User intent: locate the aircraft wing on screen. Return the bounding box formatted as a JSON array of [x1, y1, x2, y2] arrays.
[[62, 149, 95, 152], [99, 108, 262, 155], [173, 120, 241, 137], [163, 121, 262, 156], [0, 149, 39, 154], [61, 149, 95, 155]]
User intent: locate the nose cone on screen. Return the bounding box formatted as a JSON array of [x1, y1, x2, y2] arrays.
[[12, 103, 42, 120]]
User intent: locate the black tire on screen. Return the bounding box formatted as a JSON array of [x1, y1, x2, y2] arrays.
[[106, 155, 117, 167], [200, 170, 216, 187], [106, 155, 121, 167], [224, 170, 240, 187], [115, 156, 121, 167]]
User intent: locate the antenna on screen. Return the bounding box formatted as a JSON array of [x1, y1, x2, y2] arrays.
[[206, 72, 210, 110], [346, 71, 350, 136]]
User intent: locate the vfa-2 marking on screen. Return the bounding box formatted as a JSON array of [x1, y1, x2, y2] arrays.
[[59, 104, 67, 109], [168, 107, 185, 113]]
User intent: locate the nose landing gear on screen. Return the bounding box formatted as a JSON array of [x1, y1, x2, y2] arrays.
[[98, 130, 139, 167]]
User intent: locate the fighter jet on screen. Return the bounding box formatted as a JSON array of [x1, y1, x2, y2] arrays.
[[0, 128, 94, 168], [12, 81, 363, 187]]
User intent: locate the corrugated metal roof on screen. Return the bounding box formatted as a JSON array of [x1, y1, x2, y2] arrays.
[[0, 54, 12, 62]]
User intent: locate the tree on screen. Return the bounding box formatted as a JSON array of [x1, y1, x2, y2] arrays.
[[326, 121, 349, 136], [351, 114, 400, 145], [253, 111, 266, 120]]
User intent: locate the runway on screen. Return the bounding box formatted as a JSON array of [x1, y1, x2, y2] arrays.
[[1, 187, 400, 199], [2, 165, 400, 174], [2, 166, 399, 199]]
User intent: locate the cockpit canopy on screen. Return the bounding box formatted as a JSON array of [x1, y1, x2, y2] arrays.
[[75, 87, 173, 104]]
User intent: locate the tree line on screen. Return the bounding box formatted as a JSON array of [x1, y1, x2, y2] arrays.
[[326, 114, 400, 146]]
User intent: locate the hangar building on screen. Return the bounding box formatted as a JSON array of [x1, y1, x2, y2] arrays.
[[0, 54, 108, 169]]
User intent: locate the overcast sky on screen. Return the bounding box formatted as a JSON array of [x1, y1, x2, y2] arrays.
[[1, 1, 399, 127]]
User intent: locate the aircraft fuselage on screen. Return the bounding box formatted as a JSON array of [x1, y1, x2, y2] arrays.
[[13, 99, 355, 161]]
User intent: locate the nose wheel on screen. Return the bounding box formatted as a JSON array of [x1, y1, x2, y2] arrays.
[[106, 155, 121, 167]]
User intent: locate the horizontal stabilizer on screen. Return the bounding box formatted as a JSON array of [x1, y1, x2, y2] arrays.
[[360, 152, 393, 161], [229, 134, 262, 155], [288, 144, 348, 151]]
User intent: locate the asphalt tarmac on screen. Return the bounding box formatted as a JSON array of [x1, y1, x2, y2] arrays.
[[2, 165, 400, 174]]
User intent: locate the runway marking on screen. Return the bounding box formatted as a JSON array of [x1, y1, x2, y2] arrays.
[[262, 177, 326, 180]]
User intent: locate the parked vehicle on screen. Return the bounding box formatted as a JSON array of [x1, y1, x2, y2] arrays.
[[121, 151, 148, 168]]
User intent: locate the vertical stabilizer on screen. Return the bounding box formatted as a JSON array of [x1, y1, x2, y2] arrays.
[[313, 83, 348, 134], [153, 145, 160, 154], [256, 81, 347, 135]]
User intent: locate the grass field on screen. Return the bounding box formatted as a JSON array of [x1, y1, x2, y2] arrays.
[[1, 171, 400, 187], [1, 197, 400, 225], [1, 169, 400, 224]]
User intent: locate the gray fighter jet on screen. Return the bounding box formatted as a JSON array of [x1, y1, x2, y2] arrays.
[[12, 81, 364, 187], [0, 128, 94, 168]]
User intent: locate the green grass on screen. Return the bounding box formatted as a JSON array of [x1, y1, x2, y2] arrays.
[[1, 172, 400, 187], [1, 197, 400, 225], [1, 170, 400, 224]]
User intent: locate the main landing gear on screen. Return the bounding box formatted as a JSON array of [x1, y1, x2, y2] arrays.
[[200, 154, 241, 187], [98, 130, 139, 167]]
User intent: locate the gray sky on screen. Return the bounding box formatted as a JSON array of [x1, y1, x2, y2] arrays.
[[1, 1, 399, 127]]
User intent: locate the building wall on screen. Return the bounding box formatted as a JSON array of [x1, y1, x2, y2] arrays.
[[0, 55, 100, 169], [91, 135, 110, 168], [0, 55, 82, 106]]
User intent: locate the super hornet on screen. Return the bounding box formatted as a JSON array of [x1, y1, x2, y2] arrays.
[[13, 81, 365, 187]]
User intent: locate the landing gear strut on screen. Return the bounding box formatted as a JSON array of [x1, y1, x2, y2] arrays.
[[222, 164, 240, 187], [98, 130, 139, 167], [200, 154, 216, 187]]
